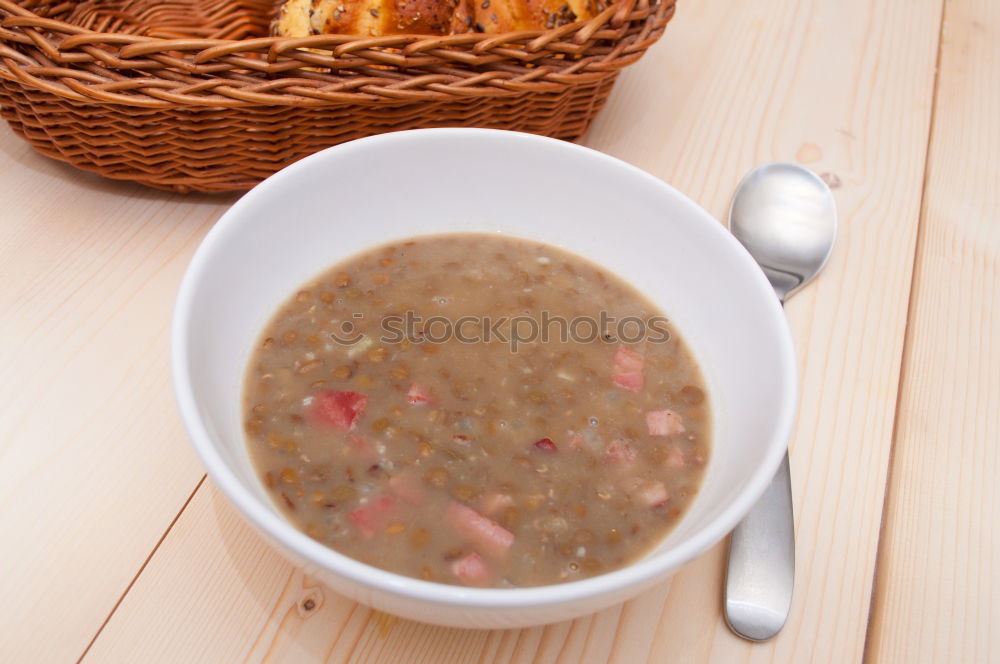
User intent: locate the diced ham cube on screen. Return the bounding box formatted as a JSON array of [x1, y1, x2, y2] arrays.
[[666, 446, 687, 468], [613, 346, 645, 392], [646, 410, 686, 436], [452, 434, 471, 446], [605, 439, 638, 464], [451, 552, 492, 586], [613, 345, 645, 372], [480, 492, 515, 515], [407, 383, 434, 405], [347, 496, 395, 539], [532, 437, 558, 453], [635, 480, 669, 507], [612, 371, 644, 392], [388, 468, 425, 505], [310, 390, 367, 431], [447, 502, 514, 557]]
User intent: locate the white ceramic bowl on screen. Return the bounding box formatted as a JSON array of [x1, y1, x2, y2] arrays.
[[172, 128, 796, 629]]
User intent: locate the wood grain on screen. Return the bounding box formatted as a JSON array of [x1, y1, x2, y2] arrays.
[[866, 0, 1000, 660], [75, 0, 945, 662], [0, 137, 234, 661]]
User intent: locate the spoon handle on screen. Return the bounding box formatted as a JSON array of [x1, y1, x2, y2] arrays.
[[724, 452, 794, 641]]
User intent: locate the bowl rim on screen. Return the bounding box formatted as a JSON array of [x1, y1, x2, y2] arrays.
[[171, 127, 797, 610]]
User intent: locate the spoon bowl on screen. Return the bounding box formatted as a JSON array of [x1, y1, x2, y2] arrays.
[[729, 164, 837, 302]]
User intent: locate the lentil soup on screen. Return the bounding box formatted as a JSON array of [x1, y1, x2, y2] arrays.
[[243, 234, 710, 587]]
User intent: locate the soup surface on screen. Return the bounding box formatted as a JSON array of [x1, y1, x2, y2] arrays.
[[243, 234, 710, 587]]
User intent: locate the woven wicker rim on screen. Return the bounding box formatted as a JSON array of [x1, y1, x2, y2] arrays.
[[0, 0, 674, 107]]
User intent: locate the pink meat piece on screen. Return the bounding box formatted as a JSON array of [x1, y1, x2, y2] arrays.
[[310, 390, 368, 431], [451, 552, 492, 586], [645, 410, 686, 436], [613, 345, 645, 372], [447, 502, 514, 557], [612, 346, 645, 392], [605, 439, 638, 464], [613, 371, 644, 392], [567, 434, 584, 450], [665, 446, 687, 468], [347, 496, 395, 539], [635, 480, 669, 507], [407, 383, 434, 405], [532, 437, 558, 453]]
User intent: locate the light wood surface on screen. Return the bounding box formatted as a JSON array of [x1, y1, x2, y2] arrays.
[[866, 0, 1000, 661], [0, 144, 234, 662], [0, 0, 994, 661]]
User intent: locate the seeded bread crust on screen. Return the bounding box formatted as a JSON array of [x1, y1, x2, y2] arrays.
[[272, 0, 606, 37]]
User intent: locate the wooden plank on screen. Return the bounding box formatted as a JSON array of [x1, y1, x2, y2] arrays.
[[866, 0, 1000, 660], [0, 136, 234, 661], [81, 0, 944, 662]]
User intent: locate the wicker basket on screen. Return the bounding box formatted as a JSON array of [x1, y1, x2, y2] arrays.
[[0, 0, 674, 192]]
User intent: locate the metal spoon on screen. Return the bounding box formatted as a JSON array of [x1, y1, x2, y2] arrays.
[[724, 163, 837, 641]]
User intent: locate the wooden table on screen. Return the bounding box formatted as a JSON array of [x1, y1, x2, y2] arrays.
[[2, 0, 997, 661]]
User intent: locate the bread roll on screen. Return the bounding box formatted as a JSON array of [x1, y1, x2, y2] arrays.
[[465, 0, 602, 33], [273, 0, 606, 37]]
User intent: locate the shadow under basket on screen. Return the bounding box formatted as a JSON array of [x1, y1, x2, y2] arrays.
[[0, 0, 675, 193]]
